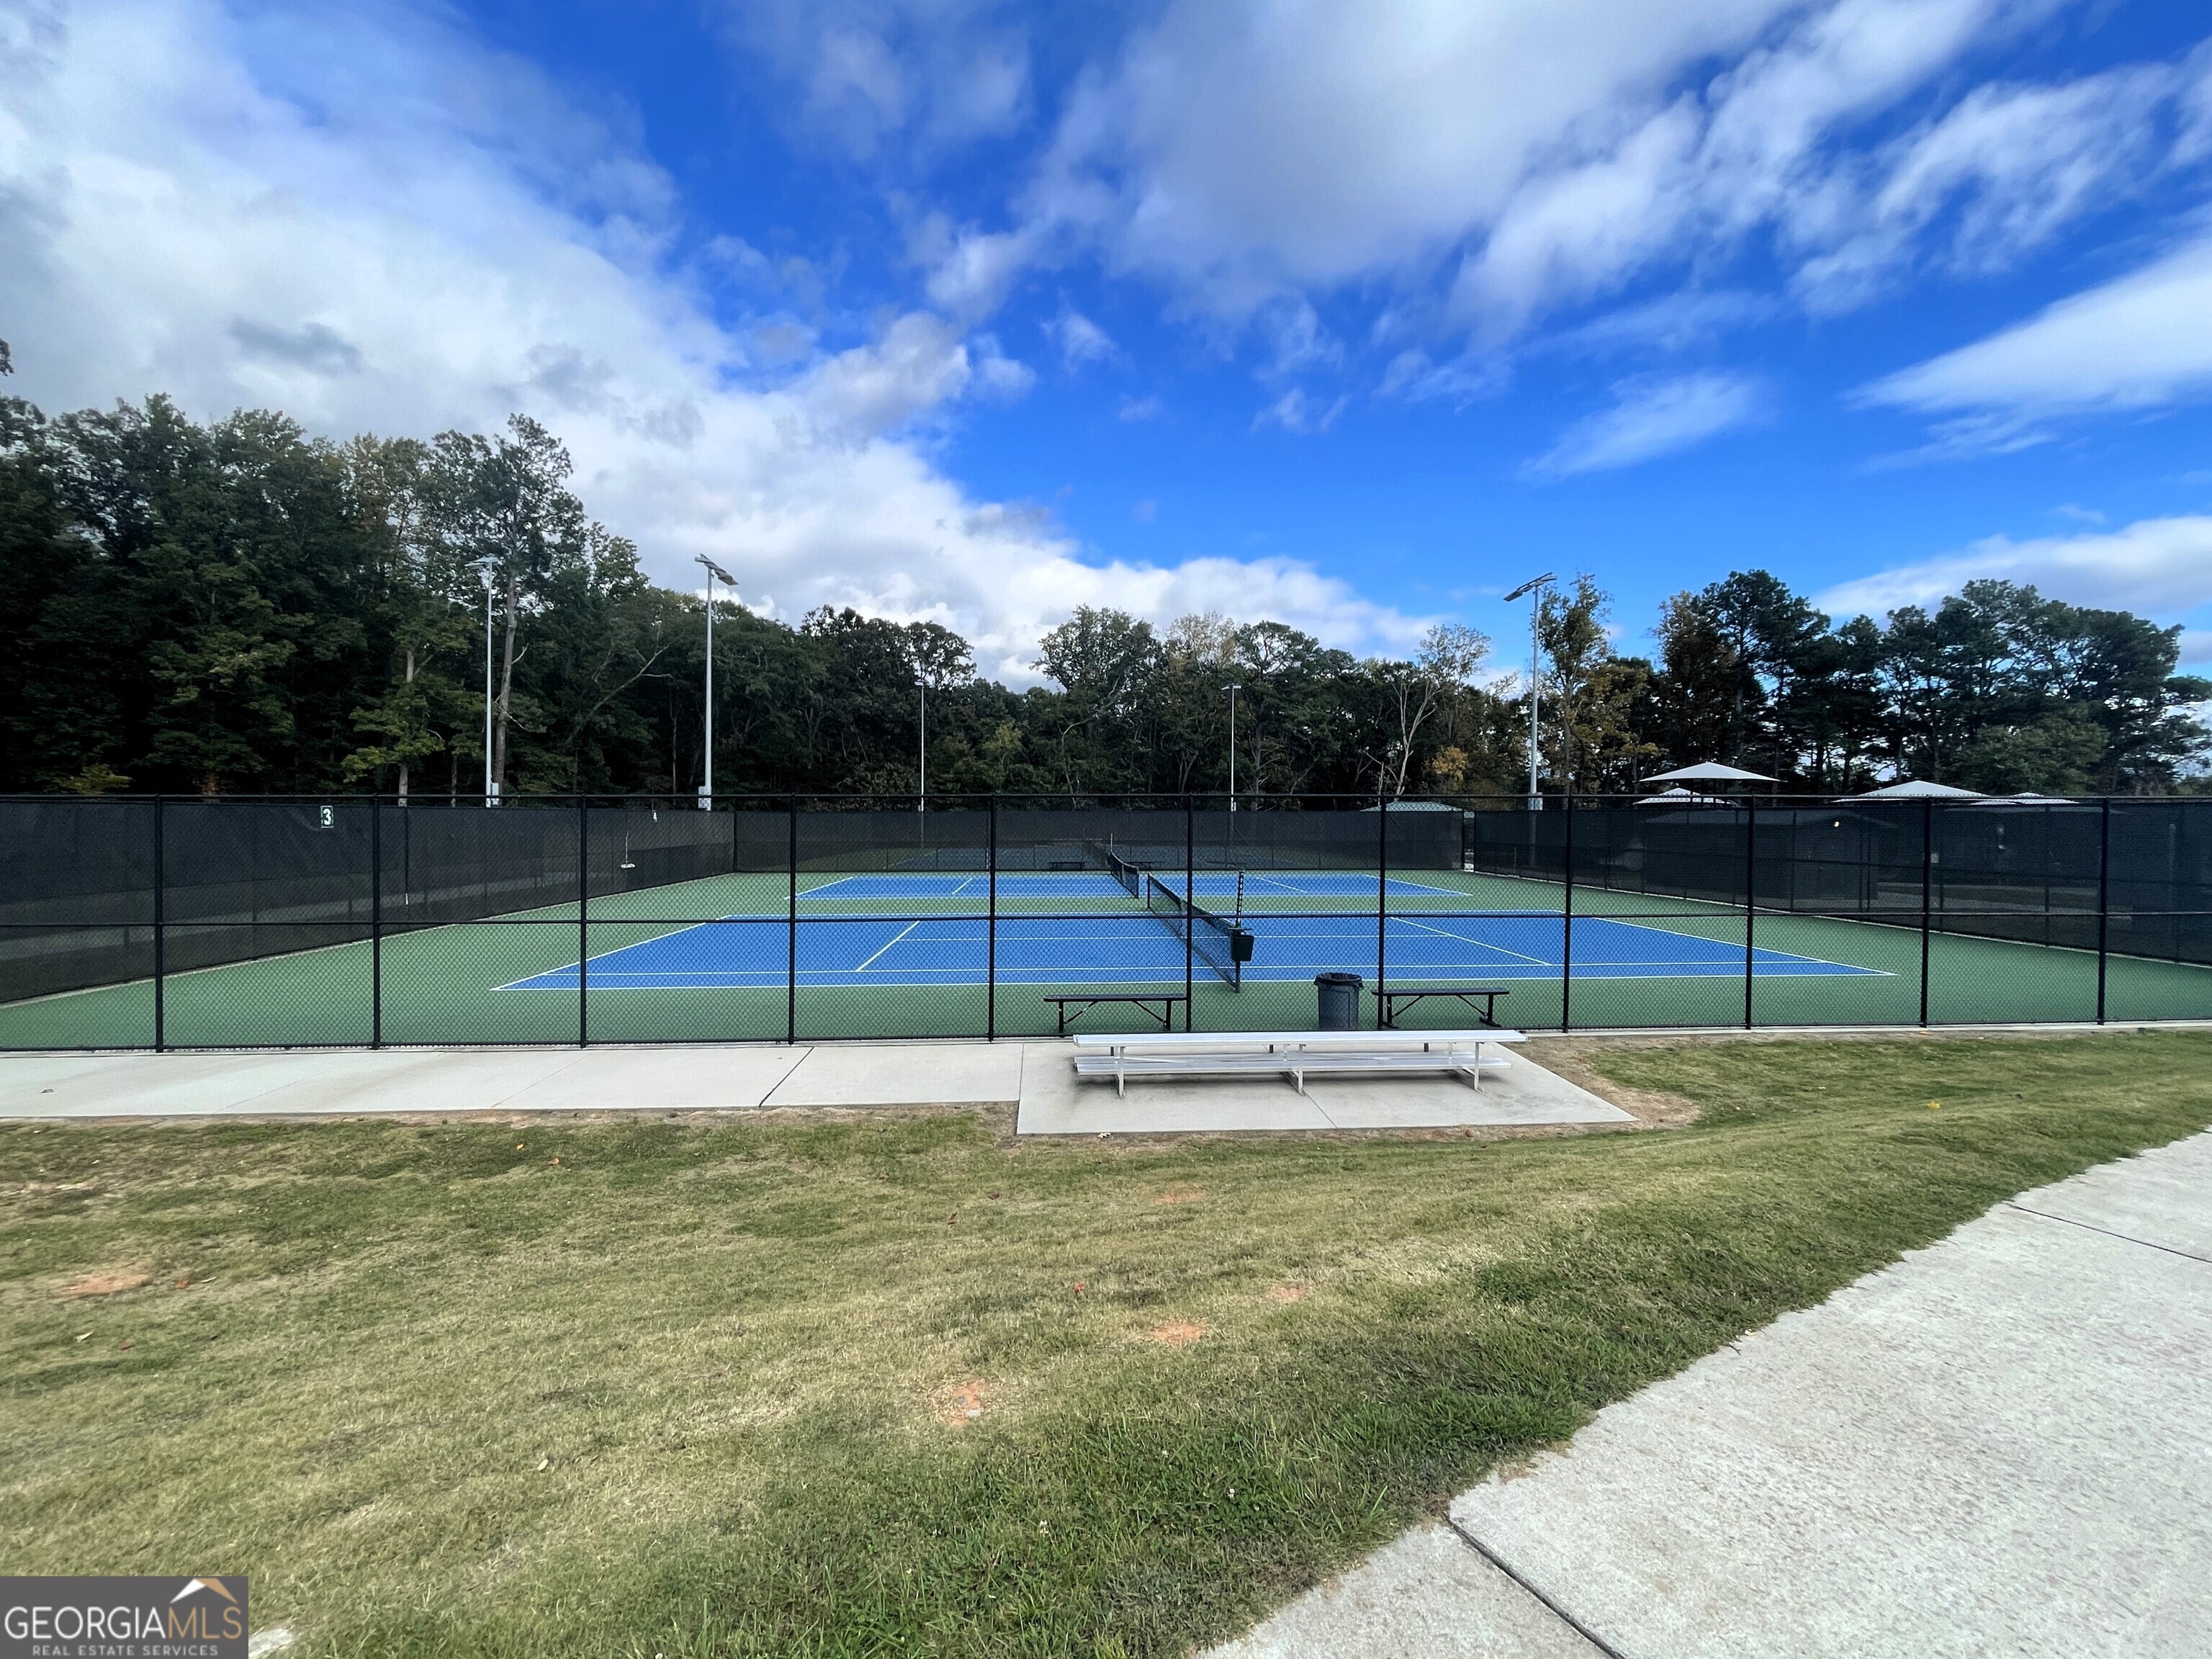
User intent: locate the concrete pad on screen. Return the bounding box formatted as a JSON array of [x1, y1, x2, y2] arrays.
[[1016, 1043, 1632, 1136], [498, 1046, 806, 1112], [0, 1050, 438, 1118], [1449, 1130, 2212, 1659], [0, 1053, 144, 1098], [0, 1046, 802, 1118], [2006, 1130, 2212, 1262], [1313, 1059, 1629, 1132], [763, 1041, 1022, 1107], [1202, 1523, 1603, 1659]]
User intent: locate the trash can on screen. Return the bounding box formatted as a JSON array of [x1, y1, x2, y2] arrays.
[[1315, 971, 1364, 1030]]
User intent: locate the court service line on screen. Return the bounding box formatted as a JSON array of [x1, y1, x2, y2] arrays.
[[853, 920, 924, 971], [1389, 913, 1555, 967]]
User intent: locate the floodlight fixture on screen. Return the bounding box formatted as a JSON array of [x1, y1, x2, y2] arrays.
[[1506, 573, 1556, 808], [694, 556, 738, 809]]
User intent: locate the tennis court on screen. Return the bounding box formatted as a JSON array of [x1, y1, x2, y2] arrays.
[[504, 873, 1884, 991], [1, 794, 2207, 1047]]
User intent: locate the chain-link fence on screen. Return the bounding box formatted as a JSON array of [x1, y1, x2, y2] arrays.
[[1, 793, 2206, 1048]]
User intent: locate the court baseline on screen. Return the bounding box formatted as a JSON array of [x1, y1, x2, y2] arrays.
[[504, 911, 1887, 990]]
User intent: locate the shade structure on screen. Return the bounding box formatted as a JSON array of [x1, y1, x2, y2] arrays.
[[1845, 778, 1984, 801], [1635, 786, 1727, 806], [1645, 760, 1779, 783]]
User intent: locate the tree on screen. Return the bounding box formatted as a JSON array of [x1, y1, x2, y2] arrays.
[[421, 415, 590, 796], [1370, 624, 1488, 797]]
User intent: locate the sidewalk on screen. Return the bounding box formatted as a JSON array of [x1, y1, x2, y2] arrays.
[[1208, 1128, 2212, 1658], [0, 1040, 1632, 1135]]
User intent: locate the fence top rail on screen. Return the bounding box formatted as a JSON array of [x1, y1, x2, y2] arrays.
[[2, 791, 2198, 809]]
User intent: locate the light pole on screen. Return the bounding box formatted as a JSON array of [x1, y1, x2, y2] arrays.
[[475, 559, 498, 806], [917, 678, 927, 813], [1226, 683, 1243, 811], [695, 556, 737, 810], [1504, 573, 1555, 811]]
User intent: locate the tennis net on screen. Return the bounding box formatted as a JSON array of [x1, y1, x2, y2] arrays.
[[1092, 842, 1145, 899], [1143, 873, 1253, 989]]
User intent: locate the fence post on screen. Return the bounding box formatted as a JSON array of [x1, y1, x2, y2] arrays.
[[1919, 796, 1934, 1028], [786, 797, 799, 1045], [1375, 792, 1388, 1030], [577, 796, 589, 1048], [2095, 796, 2110, 1025], [1743, 797, 1757, 1030], [1184, 795, 1196, 1030], [152, 796, 166, 1053], [986, 793, 998, 1042], [371, 798, 383, 1049], [1560, 793, 1574, 1033]]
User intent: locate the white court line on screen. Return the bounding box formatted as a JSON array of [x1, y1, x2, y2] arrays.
[[853, 920, 924, 971], [1592, 914, 1888, 975], [492, 913, 755, 991], [1378, 914, 1557, 968]]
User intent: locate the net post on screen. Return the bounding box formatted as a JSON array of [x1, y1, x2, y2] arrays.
[[1919, 796, 1933, 1028], [1561, 792, 1574, 1033], [577, 795, 589, 1048], [1375, 789, 1388, 1030], [786, 796, 799, 1045], [152, 796, 166, 1053], [986, 793, 998, 1042], [1184, 795, 1195, 1030], [2095, 795, 2110, 1024], [1743, 796, 1756, 1030], [371, 796, 383, 1050]]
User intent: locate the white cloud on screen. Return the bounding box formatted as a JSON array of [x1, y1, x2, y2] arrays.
[[1046, 307, 1120, 371], [1116, 392, 1163, 421], [0, 0, 1431, 685], [1788, 67, 2177, 310], [799, 312, 986, 434], [1525, 371, 1765, 477], [1858, 230, 2212, 424], [1251, 387, 1347, 435], [1013, 0, 2162, 343], [1029, 0, 1799, 310], [1817, 516, 2212, 617], [724, 0, 1031, 162], [917, 219, 1039, 318]]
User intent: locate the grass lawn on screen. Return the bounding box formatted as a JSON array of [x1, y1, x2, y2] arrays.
[[4, 1031, 2209, 1656]]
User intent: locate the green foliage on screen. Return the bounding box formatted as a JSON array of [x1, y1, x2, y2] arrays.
[[1650, 569, 2210, 793], [1, 389, 2203, 799]]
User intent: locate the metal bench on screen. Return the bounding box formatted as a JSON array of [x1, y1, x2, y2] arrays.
[[1071, 1029, 1526, 1096], [1373, 985, 1510, 1028], [1040, 992, 1188, 1037]]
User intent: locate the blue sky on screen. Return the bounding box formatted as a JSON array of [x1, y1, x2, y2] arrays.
[[5, 0, 2211, 683]]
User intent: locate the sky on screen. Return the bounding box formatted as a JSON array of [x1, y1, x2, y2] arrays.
[[4, 0, 2211, 687]]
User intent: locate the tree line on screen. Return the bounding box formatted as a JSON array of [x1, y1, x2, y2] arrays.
[[0, 384, 2205, 801]]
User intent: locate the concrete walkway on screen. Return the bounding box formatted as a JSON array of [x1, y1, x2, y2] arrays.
[[0, 1040, 1631, 1135], [1209, 1128, 2212, 1659]]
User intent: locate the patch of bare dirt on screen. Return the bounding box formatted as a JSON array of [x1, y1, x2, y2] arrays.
[[1266, 1285, 1308, 1304], [934, 1380, 992, 1427], [1147, 1319, 1208, 1346], [1524, 1039, 1701, 1127], [1154, 1188, 1205, 1205], [60, 1270, 151, 1298]]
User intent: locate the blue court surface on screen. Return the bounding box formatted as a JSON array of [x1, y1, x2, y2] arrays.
[[801, 871, 1460, 900], [506, 910, 1885, 989]]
